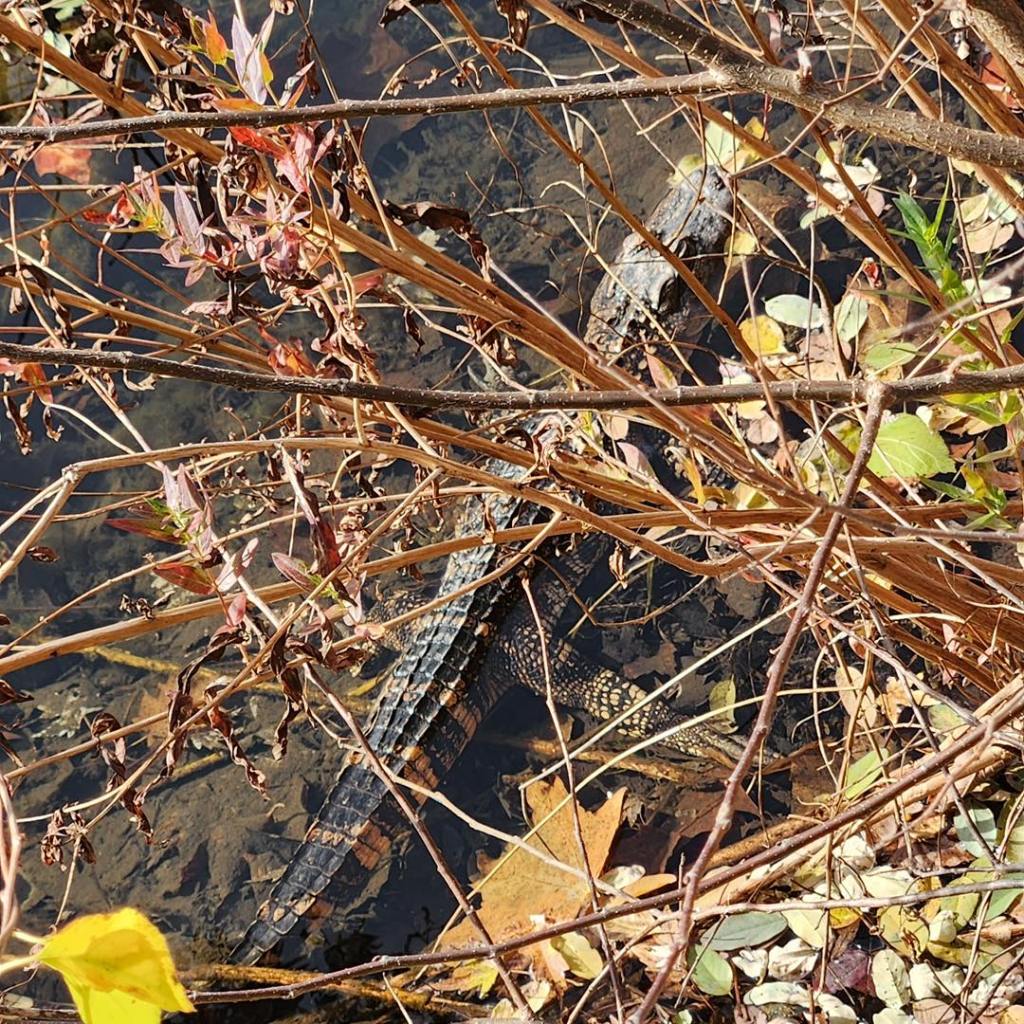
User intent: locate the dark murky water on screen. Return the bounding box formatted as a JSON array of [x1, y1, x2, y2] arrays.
[[0, 3, 791, 1019]]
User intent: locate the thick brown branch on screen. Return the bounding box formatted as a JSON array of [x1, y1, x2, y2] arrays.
[[6, 340, 1024, 411], [577, 0, 1024, 171], [0, 73, 721, 143]]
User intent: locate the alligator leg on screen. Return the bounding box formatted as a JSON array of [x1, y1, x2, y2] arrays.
[[481, 537, 751, 766], [521, 641, 748, 765]]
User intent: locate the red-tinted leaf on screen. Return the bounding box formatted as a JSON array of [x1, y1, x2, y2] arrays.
[[350, 269, 389, 296], [105, 514, 179, 544], [0, 679, 31, 704], [214, 536, 258, 592], [225, 592, 248, 627], [272, 552, 315, 592], [173, 184, 203, 253], [33, 137, 92, 184], [11, 362, 53, 404], [981, 53, 1024, 111], [268, 339, 317, 377], [229, 125, 287, 158], [152, 562, 217, 595], [206, 698, 266, 794], [27, 546, 58, 563], [276, 125, 315, 193]]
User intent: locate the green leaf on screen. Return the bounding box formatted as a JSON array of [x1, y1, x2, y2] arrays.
[[862, 342, 918, 371], [835, 292, 868, 345], [958, 858, 1024, 924], [954, 805, 997, 858], [704, 911, 788, 951], [943, 392, 1019, 427], [845, 749, 887, 799], [764, 293, 825, 329], [867, 415, 954, 480], [688, 944, 734, 996]]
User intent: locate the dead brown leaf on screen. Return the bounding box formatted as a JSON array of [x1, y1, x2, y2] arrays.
[[676, 784, 757, 839], [439, 778, 624, 977]]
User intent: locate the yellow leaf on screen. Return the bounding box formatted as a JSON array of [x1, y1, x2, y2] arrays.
[[739, 315, 787, 357], [725, 229, 758, 271], [63, 979, 160, 1024], [829, 906, 862, 930], [550, 932, 603, 979], [39, 908, 194, 1023]]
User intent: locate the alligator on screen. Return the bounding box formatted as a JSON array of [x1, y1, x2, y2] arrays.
[[233, 167, 738, 965]]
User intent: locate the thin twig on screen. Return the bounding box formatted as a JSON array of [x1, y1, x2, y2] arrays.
[[628, 382, 891, 1024]]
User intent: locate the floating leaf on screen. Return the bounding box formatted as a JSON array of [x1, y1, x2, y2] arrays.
[[38, 908, 194, 1024], [764, 293, 825, 330], [867, 415, 954, 480], [689, 944, 733, 996], [704, 911, 787, 951], [440, 780, 624, 963]]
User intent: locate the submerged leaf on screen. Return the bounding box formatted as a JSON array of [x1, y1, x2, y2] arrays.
[[439, 780, 624, 968]]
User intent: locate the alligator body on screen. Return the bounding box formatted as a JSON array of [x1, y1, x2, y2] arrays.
[[234, 169, 734, 965]]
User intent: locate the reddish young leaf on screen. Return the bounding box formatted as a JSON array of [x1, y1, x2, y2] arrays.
[[229, 125, 287, 158], [267, 338, 317, 377], [272, 552, 316, 592], [152, 562, 217, 595], [203, 11, 229, 65], [105, 509, 179, 544]]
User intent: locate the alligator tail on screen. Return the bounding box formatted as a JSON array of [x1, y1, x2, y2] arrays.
[[232, 757, 407, 965]]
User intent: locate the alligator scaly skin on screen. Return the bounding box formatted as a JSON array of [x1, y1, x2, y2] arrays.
[[234, 466, 545, 962], [234, 169, 733, 964]]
